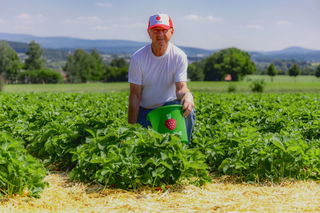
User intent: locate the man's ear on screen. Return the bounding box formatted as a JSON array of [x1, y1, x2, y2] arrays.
[[147, 29, 151, 38], [170, 28, 174, 35]]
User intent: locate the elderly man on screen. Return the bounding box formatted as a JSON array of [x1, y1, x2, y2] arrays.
[[128, 13, 195, 142]]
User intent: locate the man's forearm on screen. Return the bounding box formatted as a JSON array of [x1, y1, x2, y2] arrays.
[[128, 95, 140, 124]]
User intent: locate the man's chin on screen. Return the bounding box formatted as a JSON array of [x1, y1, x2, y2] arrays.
[[156, 40, 167, 46]]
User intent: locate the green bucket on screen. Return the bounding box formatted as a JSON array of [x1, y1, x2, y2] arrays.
[[147, 105, 188, 143]]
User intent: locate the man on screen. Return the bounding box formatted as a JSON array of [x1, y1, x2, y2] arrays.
[[128, 13, 195, 142]]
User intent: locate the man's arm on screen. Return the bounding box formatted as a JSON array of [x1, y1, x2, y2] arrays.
[[176, 81, 194, 117], [128, 83, 142, 124]]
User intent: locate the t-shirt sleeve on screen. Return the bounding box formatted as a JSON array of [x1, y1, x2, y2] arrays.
[[175, 52, 188, 82], [128, 56, 142, 85]]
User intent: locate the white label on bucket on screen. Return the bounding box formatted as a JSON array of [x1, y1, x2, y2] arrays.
[[166, 114, 171, 119]]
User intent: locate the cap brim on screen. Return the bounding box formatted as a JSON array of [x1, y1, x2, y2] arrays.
[[148, 24, 171, 30]]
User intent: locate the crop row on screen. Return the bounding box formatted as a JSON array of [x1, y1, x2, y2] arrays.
[[0, 92, 319, 197]]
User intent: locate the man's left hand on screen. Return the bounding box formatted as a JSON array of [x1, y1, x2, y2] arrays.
[[181, 92, 194, 117]]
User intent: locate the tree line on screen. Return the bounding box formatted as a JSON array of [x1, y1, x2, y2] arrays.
[[188, 48, 320, 81], [0, 40, 129, 84], [1, 40, 320, 85], [1, 41, 63, 83]]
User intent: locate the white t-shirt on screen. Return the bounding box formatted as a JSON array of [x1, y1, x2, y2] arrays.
[[128, 43, 188, 108]]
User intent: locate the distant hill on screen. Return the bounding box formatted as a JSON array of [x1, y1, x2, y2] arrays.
[[4, 40, 69, 61], [1, 32, 320, 62], [249, 47, 320, 62], [0, 32, 213, 57]]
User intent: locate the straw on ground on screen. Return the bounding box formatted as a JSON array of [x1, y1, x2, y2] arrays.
[[1, 172, 319, 213]]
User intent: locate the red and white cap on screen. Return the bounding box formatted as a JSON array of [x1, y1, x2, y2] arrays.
[[148, 13, 173, 30]]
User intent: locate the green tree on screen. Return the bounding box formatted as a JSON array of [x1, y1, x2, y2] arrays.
[[18, 69, 63, 84], [315, 65, 320, 78], [0, 74, 4, 91], [204, 48, 256, 81], [24, 41, 45, 70], [288, 64, 300, 81], [267, 63, 277, 82], [64, 49, 90, 83], [64, 49, 105, 83], [110, 58, 127, 68], [104, 66, 128, 82], [188, 62, 205, 81], [0, 41, 21, 82], [103, 58, 128, 82], [90, 49, 105, 81]]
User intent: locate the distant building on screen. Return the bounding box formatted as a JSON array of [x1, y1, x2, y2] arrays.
[[224, 74, 232, 81]]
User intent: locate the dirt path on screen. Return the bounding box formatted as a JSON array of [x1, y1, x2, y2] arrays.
[[1, 172, 319, 212]]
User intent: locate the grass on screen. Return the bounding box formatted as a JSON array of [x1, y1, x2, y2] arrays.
[[2, 75, 320, 93], [3, 82, 129, 93], [244, 75, 319, 82]]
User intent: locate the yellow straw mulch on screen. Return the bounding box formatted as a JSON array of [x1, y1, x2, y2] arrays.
[[0, 172, 319, 213]]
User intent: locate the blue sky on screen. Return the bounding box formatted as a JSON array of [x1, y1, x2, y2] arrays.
[[0, 0, 319, 51]]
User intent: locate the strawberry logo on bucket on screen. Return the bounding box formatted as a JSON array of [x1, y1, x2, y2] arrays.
[[165, 114, 176, 130]]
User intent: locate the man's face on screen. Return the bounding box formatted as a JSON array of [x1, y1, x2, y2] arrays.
[[148, 27, 174, 47]]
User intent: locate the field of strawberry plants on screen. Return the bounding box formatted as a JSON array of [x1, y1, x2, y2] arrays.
[[0, 92, 319, 197]]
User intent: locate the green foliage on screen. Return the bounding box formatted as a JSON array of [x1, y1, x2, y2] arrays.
[[104, 66, 128, 82], [0, 74, 4, 91], [227, 84, 237, 93], [89, 50, 105, 81], [24, 41, 45, 70], [110, 58, 127, 68], [0, 92, 319, 192], [266, 64, 277, 82], [188, 62, 205, 81], [288, 64, 301, 78], [315, 65, 320, 78], [256, 60, 314, 75], [0, 132, 47, 197], [0, 41, 21, 82], [17, 69, 63, 84], [70, 125, 210, 188], [64, 49, 106, 83], [23, 93, 128, 169], [204, 48, 256, 81], [103, 58, 128, 82], [250, 79, 266, 93], [192, 93, 320, 181]]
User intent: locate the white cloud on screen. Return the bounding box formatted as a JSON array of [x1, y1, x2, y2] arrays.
[[206, 16, 223, 23], [276, 20, 292, 26], [64, 16, 104, 25], [17, 13, 32, 23], [183, 14, 222, 23], [246, 24, 263, 30], [16, 13, 46, 24], [96, 2, 113, 8], [0, 17, 7, 24], [184, 14, 200, 21], [94, 25, 110, 31]]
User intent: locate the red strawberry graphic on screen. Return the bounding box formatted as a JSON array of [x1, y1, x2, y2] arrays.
[[165, 114, 176, 130]]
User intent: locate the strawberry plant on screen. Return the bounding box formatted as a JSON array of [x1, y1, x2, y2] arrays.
[[0, 132, 47, 197], [0, 92, 319, 192], [70, 125, 210, 188]]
